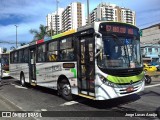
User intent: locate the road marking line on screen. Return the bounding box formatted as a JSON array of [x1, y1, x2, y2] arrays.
[[145, 83, 160, 88], [60, 101, 79, 106], [11, 83, 28, 89]]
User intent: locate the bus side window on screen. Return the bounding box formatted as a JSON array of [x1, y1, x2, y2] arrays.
[[37, 44, 46, 62], [60, 37, 74, 61], [24, 49, 29, 63], [47, 41, 58, 62]]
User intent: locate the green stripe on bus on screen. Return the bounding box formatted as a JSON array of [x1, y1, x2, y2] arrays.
[[107, 72, 144, 84], [70, 68, 77, 78]]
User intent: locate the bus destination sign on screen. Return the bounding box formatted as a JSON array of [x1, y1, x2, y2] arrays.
[[99, 23, 139, 36], [106, 25, 133, 35]]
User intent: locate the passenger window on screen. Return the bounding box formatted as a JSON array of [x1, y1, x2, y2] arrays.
[[37, 44, 46, 62], [60, 37, 74, 61], [47, 41, 58, 61]]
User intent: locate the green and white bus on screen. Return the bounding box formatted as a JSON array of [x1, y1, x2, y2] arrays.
[[9, 21, 145, 100]]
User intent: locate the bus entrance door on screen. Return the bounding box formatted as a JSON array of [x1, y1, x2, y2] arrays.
[[78, 37, 95, 99], [29, 48, 36, 86]]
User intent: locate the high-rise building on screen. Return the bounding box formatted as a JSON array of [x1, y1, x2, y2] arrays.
[[62, 2, 86, 32], [46, 8, 64, 35], [90, 3, 136, 25]]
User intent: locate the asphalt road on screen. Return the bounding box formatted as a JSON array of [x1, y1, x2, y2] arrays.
[[0, 77, 160, 120]]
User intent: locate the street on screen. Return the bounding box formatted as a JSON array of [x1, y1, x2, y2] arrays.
[[0, 77, 160, 120]]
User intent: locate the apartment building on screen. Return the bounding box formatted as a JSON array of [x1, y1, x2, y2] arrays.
[[140, 23, 160, 63], [90, 3, 136, 25], [46, 8, 64, 34], [62, 2, 86, 32]]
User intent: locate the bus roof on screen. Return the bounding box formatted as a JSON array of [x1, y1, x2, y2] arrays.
[[10, 21, 139, 52]]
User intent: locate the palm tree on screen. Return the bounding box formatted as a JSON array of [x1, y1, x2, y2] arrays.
[[3, 48, 7, 53], [10, 46, 15, 50], [30, 24, 48, 41], [20, 43, 26, 46]]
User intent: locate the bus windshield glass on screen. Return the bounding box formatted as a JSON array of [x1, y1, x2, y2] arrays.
[[98, 36, 142, 69]]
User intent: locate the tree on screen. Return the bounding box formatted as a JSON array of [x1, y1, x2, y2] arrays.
[[20, 43, 26, 46], [47, 29, 55, 37], [10, 46, 15, 50], [3, 48, 7, 53], [30, 24, 48, 41]]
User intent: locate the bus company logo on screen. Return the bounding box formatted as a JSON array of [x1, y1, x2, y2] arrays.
[[2, 112, 11, 117], [130, 80, 133, 85]]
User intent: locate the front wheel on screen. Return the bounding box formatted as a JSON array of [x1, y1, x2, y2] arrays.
[[57, 80, 73, 101], [145, 75, 152, 84]]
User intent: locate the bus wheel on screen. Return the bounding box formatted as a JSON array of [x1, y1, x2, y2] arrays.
[[20, 74, 26, 87], [61, 81, 73, 101]]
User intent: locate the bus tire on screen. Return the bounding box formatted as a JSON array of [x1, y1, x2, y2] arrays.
[[20, 74, 26, 87], [61, 82, 73, 101]]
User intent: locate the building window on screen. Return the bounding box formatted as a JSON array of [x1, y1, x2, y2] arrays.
[[148, 48, 152, 54], [155, 48, 158, 53]]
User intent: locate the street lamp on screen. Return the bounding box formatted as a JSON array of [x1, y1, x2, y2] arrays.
[[15, 25, 18, 48]]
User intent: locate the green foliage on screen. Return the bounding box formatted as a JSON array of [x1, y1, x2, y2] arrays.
[[30, 24, 48, 41], [3, 48, 7, 53], [10, 46, 15, 50], [20, 43, 26, 46]]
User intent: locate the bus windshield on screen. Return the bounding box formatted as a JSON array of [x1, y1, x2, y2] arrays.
[[98, 35, 142, 69]]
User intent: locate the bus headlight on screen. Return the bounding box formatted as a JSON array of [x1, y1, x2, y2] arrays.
[[99, 75, 115, 87]]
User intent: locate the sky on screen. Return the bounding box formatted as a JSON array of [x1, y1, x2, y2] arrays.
[[0, 0, 160, 50]]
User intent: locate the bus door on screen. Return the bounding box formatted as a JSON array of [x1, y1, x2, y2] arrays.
[[77, 37, 95, 98], [29, 48, 36, 85]]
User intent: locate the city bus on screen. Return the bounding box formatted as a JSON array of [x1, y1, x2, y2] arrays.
[[0, 53, 10, 78], [9, 21, 145, 100]]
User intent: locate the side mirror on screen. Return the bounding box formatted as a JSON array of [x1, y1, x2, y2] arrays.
[[94, 33, 101, 38]]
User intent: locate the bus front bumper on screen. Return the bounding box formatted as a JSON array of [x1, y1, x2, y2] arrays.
[[95, 79, 145, 100]]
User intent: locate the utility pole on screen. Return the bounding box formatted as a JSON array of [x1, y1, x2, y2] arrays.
[[15, 25, 18, 48], [87, 0, 90, 24]]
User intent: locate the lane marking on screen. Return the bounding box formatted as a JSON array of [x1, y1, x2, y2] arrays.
[[11, 83, 28, 89], [145, 83, 160, 88], [60, 101, 79, 106]]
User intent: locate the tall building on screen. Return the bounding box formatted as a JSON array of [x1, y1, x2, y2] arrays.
[[62, 2, 86, 32], [90, 3, 136, 25], [46, 8, 64, 34], [140, 23, 160, 63]]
